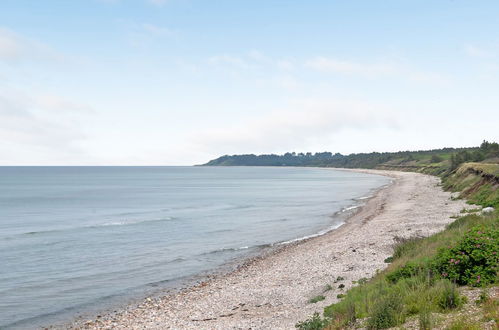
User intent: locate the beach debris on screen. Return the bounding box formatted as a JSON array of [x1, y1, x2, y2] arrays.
[[192, 317, 217, 321], [482, 206, 494, 214], [219, 313, 234, 318]]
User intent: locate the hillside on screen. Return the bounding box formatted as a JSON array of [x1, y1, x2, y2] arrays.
[[202, 141, 499, 176], [292, 149, 499, 329]]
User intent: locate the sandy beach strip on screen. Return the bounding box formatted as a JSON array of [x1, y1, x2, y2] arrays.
[[69, 169, 470, 330]]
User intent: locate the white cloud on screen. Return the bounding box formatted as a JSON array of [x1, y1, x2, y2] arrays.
[[0, 29, 23, 61], [33, 94, 94, 114], [276, 59, 294, 71], [248, 49, 268, 62], [305, 57, 396, 76], [191, 99, 398, 155], [0, 27, 63, 64], [0, 88, 92, 164], [208, 51, 297, 73], [208, 54, 252, 69], [464, 44, 494, 58], [305, 56, 449, 85], [142, 23, 174, 36]]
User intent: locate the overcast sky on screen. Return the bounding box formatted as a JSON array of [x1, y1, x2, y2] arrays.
[[1, 0, 498, 165]]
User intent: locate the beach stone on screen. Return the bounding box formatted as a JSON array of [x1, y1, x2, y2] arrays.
[[482, 207, 494, 213]]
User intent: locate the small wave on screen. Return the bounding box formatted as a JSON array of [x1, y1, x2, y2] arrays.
[[200, 244, 269, 257], [21, 217, 176, 236], [264, 217, 289, 223], [356, 195, 372, 200], [207, 228, 234, 234], [276, 222, 343, 246], [95, 217, 176, 227], [341, 205, 361, 212], [214, 246, 250, 252], [23, 229, 61, 236]]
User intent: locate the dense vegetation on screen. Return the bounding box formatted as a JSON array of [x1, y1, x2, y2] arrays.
[[203, 141, 499, 173], [296, 161, 499, 329]]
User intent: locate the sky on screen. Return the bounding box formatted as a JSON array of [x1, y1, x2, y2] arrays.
[[0, 0, 498, 165]]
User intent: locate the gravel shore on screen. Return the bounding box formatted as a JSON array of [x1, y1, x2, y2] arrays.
[[68, 169, 469, 330]]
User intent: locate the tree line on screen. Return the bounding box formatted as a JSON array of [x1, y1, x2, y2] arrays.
[[203, 141, 499, 170]]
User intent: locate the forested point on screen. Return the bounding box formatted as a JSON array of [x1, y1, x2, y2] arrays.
[[202, 141, 499, 174]]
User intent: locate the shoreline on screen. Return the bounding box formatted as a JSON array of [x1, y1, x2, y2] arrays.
[[67, 169, 468, 329], [21, 167, 380, 330], [48, 169, 382, 329]]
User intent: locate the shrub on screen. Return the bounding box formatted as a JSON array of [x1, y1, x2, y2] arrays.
[[325, 300, 357, 328], [475, 289, 488, 305], [367, 293, 404, 329], [432, 225, 498, 286], [308, 295, 326, 304], [295, 312, 329, 330], [435, 280, 462, 310], [386, 260, 427, 283], [338, 284, 345, 289], [483, 296, 499, 322], [383, 256, 393, 263], [418, 307, 433, 330], [392, 236, 423, 259], [446, 317, 482, 330]]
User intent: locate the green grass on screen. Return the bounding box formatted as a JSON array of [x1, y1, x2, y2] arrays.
[[296, 159, 499, 330], [296, 212, 498, 329], [446, 317, 482, 330], [323, 284, 333, 292], [467, 183, 499, 208], [457, 162, 499, 177], [309, 295, 326, 304], [295, 312, 329, 330], [443, 163, 499, 208], [418, 307, 433, 330]]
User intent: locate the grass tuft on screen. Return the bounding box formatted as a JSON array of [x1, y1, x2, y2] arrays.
[[308, 295, 326, 304]]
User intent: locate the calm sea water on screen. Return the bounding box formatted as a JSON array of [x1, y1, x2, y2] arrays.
[[0, 166, 389, 328]]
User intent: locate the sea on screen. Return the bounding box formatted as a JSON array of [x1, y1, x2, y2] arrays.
[[0, 166, 390, 328]]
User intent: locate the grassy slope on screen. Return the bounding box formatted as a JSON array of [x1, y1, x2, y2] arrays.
[[296, 163, 499, 330]]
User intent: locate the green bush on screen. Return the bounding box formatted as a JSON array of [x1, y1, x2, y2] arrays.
[[296, 212, 497, 329], [367, 293, 404, 329], [435, 280, 462, 310], [308, 295, 325, 303], [383, 256, 393, 263], [295, 312, 329, 330], [432, 226, 498, 286], [392, 236, 423, 259], [386, 260, 428, 283], [418, 307, 433, 330], [446, 317, 482, 330]]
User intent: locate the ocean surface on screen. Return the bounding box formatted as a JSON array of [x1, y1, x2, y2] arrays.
[[0, 166, 390, 328]]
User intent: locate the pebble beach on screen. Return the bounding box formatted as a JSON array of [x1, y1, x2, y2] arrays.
[[67, 169, 470, 330]]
